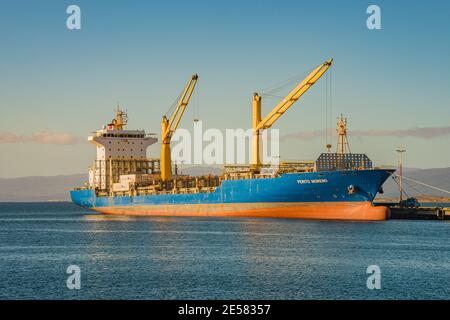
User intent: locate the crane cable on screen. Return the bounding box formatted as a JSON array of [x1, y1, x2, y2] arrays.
[[403, 179, 427, 198], [259, 66, 316, 97], [391, 174, 422, 199], [390, 174, 412, 198], [387, 170, 450, 198], [329, 65, 333, 146], [325, 71, 329, 147], [324, 65, 334, 149], [325, 72, 327, 146], [193, 81, 200, 121], [393, 174, 450, 195], [165, 88, 184, 118]]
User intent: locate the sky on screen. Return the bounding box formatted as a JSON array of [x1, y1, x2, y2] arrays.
[[0, 0, 449, 178]]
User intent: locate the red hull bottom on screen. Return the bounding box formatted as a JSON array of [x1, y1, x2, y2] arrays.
[[92, 202, 390, 221]]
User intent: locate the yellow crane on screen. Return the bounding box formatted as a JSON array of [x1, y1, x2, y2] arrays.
[[161, 74, 198, 181], [252, 59, 333, 168]]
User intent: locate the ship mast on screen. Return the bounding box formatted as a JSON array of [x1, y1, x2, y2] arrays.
[[336, 114, 350, 155], [109, 107, 128, 130]]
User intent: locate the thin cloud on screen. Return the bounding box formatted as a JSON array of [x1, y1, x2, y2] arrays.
[[281, 130, 323, 141], [352, 127, 450, 139], [0, 131, 82, 145], [281, 126, 450, 141]]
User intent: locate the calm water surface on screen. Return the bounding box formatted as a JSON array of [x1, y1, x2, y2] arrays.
[[0, 202, 448, 300]]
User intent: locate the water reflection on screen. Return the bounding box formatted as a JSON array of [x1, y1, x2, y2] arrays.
[[1, 203, 449, 299]]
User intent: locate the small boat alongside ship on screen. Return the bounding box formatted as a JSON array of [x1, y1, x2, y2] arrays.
[[71, 59, 394, 220]]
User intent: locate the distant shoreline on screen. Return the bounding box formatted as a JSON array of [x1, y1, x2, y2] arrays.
[[0, 200, 73, 203], [376, 196, 450, 203]]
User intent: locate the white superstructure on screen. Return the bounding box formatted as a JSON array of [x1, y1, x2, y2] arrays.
[[88, 109, 158, 190]]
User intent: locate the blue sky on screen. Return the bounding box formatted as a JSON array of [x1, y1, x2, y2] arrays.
[[0, 0, 449, 177]]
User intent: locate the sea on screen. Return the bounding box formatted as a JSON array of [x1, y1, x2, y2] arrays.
[[0, 202, 448, 300]]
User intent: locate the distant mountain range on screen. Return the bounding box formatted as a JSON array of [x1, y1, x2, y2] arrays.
[[376, 167, 450, 199], [0, 167, 448, 202], [0, 174, 87, 202], [0, 166, 221, 202]]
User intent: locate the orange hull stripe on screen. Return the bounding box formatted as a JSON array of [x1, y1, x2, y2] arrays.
[[92, 202, 390, 221]]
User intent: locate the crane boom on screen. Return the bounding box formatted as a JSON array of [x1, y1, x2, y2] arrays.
[[162, 74, 198, 143], [252, 59, 332, 167], [161, 74, 198, 181], [256, 59, 332, 131]]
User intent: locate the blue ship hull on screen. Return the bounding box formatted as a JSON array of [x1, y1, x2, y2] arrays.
[[71, 169, 394, 221]]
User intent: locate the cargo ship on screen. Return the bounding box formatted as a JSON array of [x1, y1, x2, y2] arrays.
[[71, 59, 394, 220]]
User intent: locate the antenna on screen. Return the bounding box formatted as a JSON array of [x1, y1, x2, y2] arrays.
[[336, 114, 351, 155], [109, 105, 128, 130]]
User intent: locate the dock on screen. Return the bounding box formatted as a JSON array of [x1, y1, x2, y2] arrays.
[[375, 202, 450, 220]]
